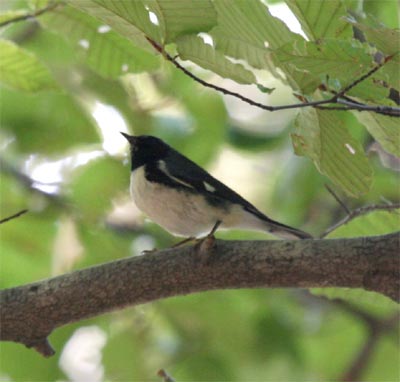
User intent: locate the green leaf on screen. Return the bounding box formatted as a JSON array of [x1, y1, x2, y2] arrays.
[[347, 15, 400, 55], [346, 16, 400, 90], [328, 209, 400, 238], [256, 84, 275, 94], [292, 108, 372, 197], [0, 39, 58, 92], [286, 0, 352, 40], [1, 87, 99, 154], [355, 112, 400, 157], [39, 5, 159, 78], [274, 39, 375, 94], [0, 210, 55, 287], [69, 157, 129, 222], [69, 0, 159, 50], [148, 0, 217, 43], [211, 0, 303, 71], [176, 35, 256, 84]]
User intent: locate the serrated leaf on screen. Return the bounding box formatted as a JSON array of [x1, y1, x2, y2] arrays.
[[70, 157, 128, 222], [286, 0, 352, 40], [274, 39, 375, 94], [39, 5, 159, 78], [0, 39, 58, 92], [292, 108, 372, 197], [176, 35, 256, 84], [148, 0, 217, 43], [210, 0, 303, 72], [69, 0, 159, 51], [355, 112, 400, 157]]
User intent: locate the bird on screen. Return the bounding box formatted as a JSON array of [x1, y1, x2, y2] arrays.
[[121, 133, 312, 242]]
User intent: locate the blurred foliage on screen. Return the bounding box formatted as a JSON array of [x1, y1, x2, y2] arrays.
[[0, 0, 399, 381]]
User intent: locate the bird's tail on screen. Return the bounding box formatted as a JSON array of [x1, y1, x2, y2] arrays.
[[263, 219, 313, 240], [243, 206, 313, 240]]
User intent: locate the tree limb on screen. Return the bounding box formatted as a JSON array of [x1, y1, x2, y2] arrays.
[[0, 1, 61, 28], [146, 38, 400, 117], [1, 232, 399, 357], [321, 203, 400, 238], [0, 209, 28, 224]]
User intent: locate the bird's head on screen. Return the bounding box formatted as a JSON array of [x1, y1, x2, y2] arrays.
[[121, 133, 170, 170]]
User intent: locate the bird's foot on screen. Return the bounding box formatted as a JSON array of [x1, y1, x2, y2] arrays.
[[194, 233, 218, 265]]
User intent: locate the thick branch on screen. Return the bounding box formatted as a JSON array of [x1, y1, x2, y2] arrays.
[[1, 233, 399, 356]]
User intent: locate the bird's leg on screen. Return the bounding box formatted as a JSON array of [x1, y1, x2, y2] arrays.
[[194, 220, 221, 262], [208, 220, 222, 237], [172, 236, 196, 248], [142, 236, 196, 254]]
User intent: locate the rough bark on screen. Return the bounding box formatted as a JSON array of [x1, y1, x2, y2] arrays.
[[1, 232, 399, 357]]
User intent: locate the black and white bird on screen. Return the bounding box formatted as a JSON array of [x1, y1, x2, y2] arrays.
[[121, 133, 312, 241]]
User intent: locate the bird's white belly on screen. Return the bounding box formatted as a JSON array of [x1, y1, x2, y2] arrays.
[[130, 167, 221, 237]]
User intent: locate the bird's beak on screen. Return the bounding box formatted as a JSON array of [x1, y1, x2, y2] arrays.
[[120, 132, 136, 144]]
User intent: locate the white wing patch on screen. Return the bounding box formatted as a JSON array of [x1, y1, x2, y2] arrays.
[[203, 182, 215, 192], [157, 160, 194, 189]]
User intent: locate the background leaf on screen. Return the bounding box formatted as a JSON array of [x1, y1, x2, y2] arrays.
[[211, 0, 303, 73], [69, 0, 160, 49], [286, 0, 352, 40], [149, 0, 217, 43], [0, 39, 58, 92], [355, 112, 400, 157], [274, 39, 375, 94], [39, 5, 159, 78], [292, 108, 373, 197], [176, 35, 257, 84]]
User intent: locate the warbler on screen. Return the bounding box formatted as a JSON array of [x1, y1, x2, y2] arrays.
[[121, 133, 312, 241]]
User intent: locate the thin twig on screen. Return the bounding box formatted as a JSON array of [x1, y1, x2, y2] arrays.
[[146, 38, 400, 117], [0, 2, 61, 28], [334, 54, 396, 99], [0, 209, 28, 224], [337, 98, 400, 116], [320, 203, 400, 238], [146, 37, 333, 112], [325, 184, 351, 214]]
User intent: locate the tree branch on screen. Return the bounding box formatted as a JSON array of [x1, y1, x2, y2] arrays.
[[1, 233, 398, 357], [321, 203, 400, 238], [0, 2, 61, 28], [146, 38, 400, 117], [0, 209, 28, 224]]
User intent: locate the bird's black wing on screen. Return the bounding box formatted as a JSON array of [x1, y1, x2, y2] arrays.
[[160, 149, 261, 213]]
